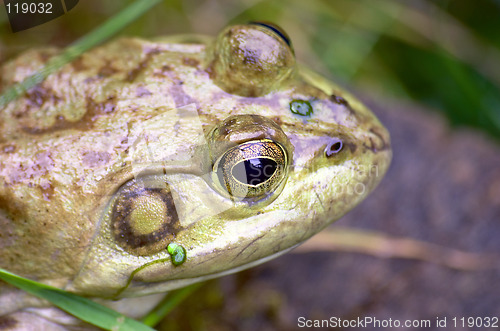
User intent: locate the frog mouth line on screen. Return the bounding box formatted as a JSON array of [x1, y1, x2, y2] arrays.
[[112, 244, 299, 299]]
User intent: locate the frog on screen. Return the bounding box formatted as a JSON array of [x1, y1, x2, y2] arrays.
[[0, 22, 391, 330]]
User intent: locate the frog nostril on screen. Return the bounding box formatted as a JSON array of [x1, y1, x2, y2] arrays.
[[325, 139, 343, 157]]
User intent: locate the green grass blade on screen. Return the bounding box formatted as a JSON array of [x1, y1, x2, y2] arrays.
[[0, 0, 162, 108], [0, 268, 154, 331], [141, 282, 203, 327]]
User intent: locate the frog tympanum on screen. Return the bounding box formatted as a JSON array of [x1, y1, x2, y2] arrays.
[[0, 22, 391, 330]]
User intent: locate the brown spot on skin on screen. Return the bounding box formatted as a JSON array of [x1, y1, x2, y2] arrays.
[[40, 181, 54, 201], [0, 194, 26, 223], [153, 65, 173, 78], [82, 150, 111, 168], [25, 86, 61, 108], [126, 49, 161, 82], [21, 96, 116, 134], [98, 63, 119, 78], [22, 115, 67, 134], [34, 151, 55, 176], [329, 93, 360, 121], [183, 57, 200, 67], [0, 315, 17, 329], [330, 94, 349, 107], [86, 96, 116, 116], [13, 109, 25, 119]]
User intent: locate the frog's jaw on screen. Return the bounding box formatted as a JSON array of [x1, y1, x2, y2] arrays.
[[115, 244, 299, 298], [67, 198, 302, 298]]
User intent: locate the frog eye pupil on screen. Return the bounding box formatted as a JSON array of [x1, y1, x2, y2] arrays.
[[232, 158, 278, 186], [249, 21, 291, 47], [326, 140, 343, 156], [211, 138, 289, 199]]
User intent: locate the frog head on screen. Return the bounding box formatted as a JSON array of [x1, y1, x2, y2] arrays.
[[0, 22, 391, 307]]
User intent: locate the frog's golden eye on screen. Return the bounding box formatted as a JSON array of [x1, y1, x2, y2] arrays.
[[111, 177, 181, 256], [249, 21, 292, 48], [207, 114, 293, 201], [325, 138, 343, 157], [213, 139, 287, 199]]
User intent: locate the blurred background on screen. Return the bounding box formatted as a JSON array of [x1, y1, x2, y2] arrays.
[[1, 0, 499, 330]]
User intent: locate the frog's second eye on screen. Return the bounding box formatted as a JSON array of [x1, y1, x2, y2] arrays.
[[213, 139, 287, 199], [209, 23, 296, 97], [249, 21, 292, 48]]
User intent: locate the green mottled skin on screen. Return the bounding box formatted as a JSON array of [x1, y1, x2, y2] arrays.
[[0, 24, 391, 329]]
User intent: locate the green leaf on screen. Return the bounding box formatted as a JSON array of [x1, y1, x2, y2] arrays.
[[141, 282, 203, 327], [0, 268, 154, 331]]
